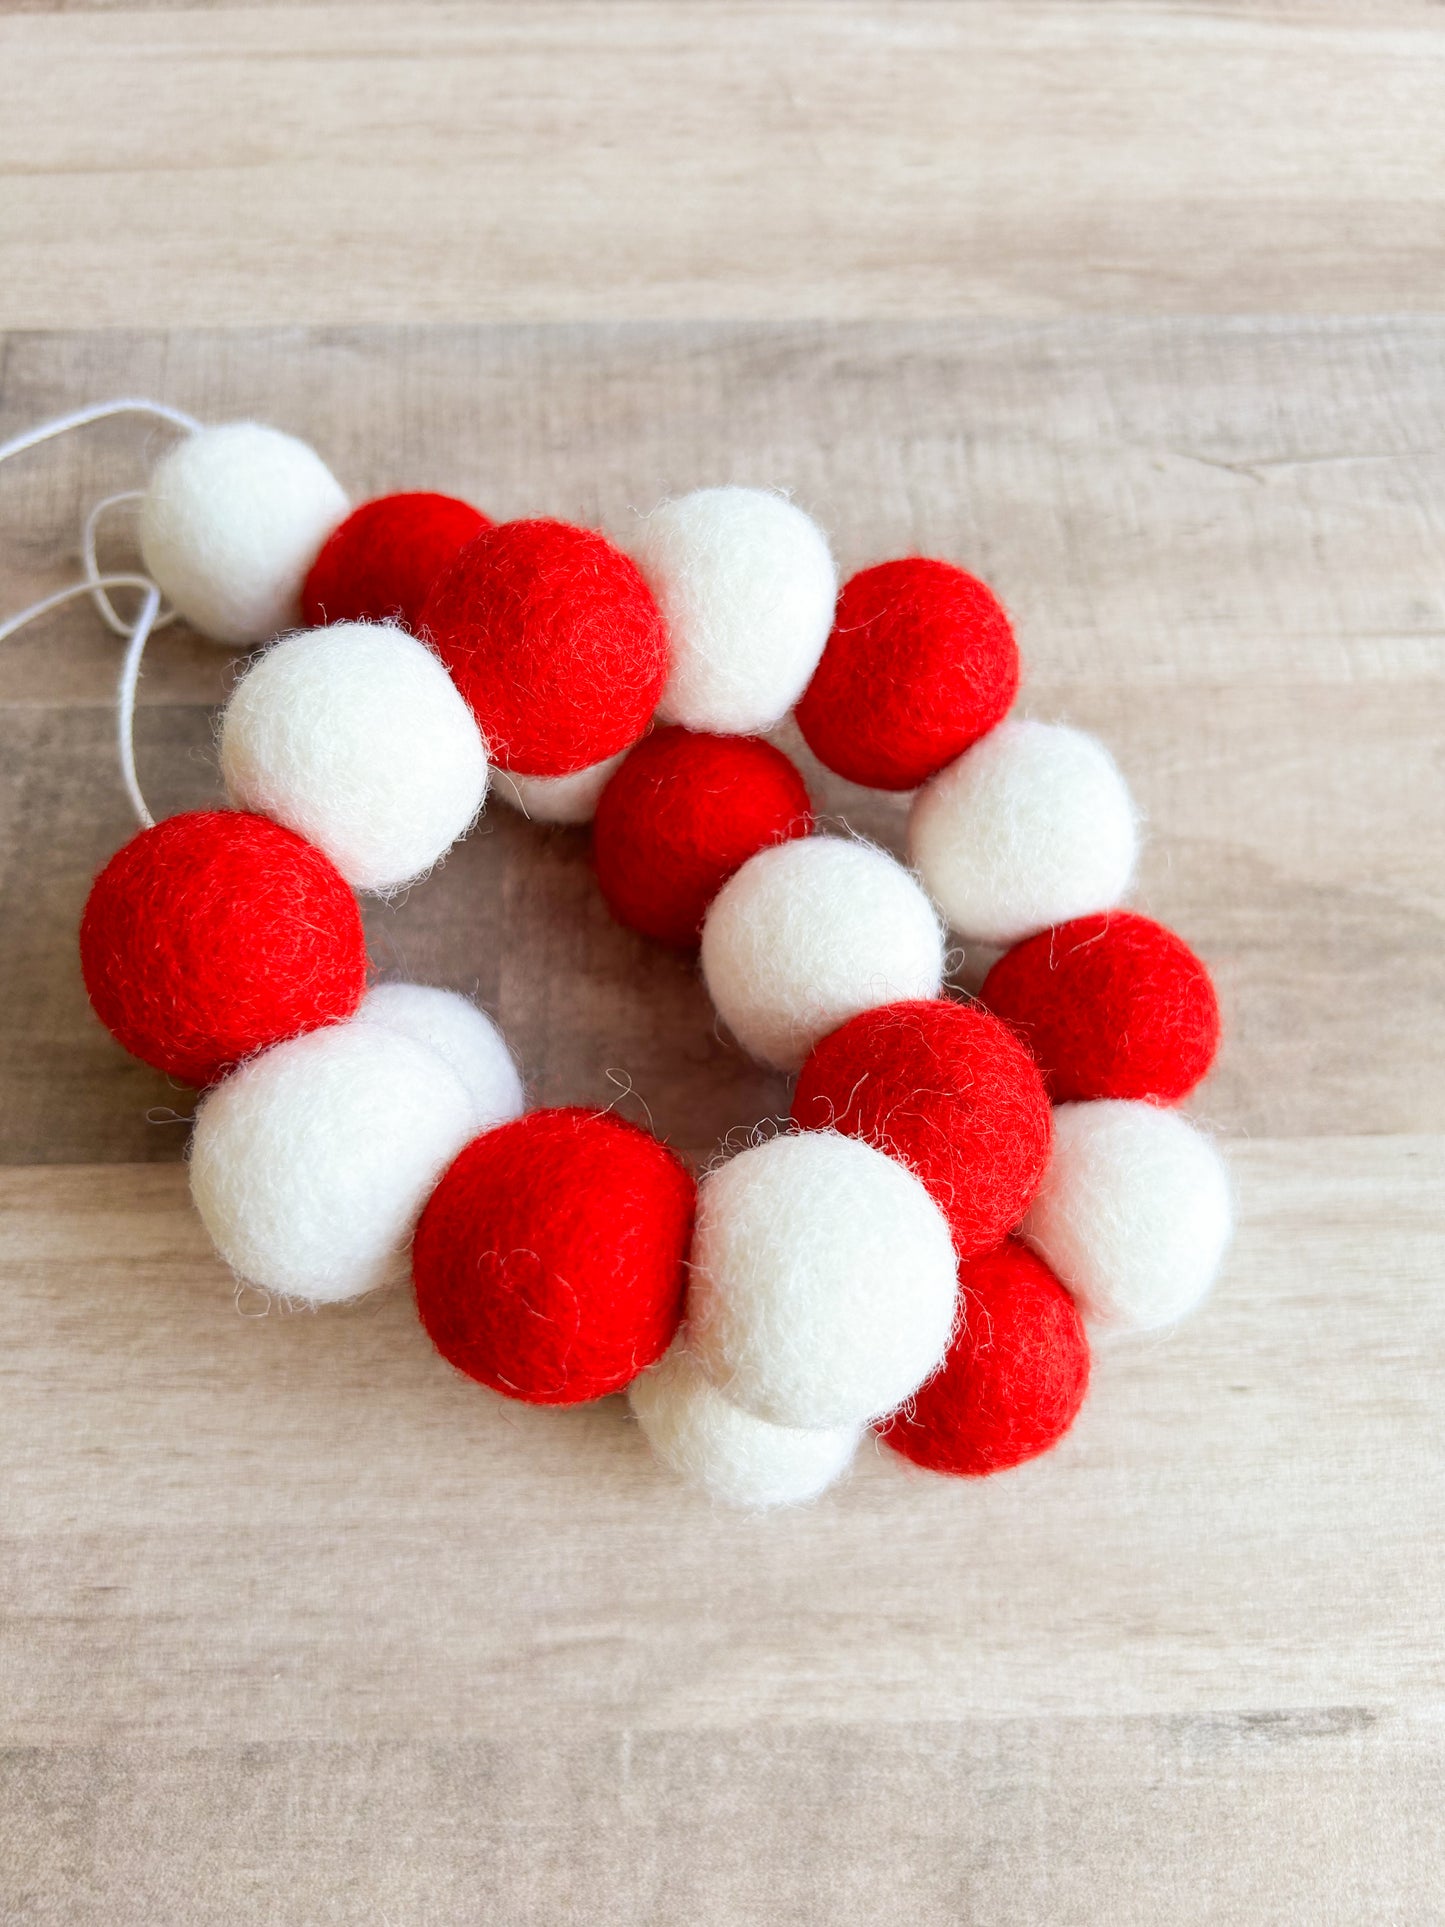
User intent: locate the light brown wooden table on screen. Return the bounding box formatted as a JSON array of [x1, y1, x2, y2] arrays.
[[2, 6, 1442, 1923]]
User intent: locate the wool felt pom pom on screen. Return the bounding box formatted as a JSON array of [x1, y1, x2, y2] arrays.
[[687, 1130, 958, 1430], [796, 558, 1019, 791], [791, 998, 1051, 1258], [139, 422, 348, 646], [189, 1018, 505, 1305], [219, 622, 489, 893], [79, 810, 367, 1088], [879, 1239, 1089, 1476], [493, 751, 629, 826], [700, 836, 945, 1071], [1023, 1100, 1232, 1331], [301, 492, 489, 632], [421, 519, 669, 777], [593, 727, 814, 949], [982, 911, 1221, 1104], [413, 1107, 695, 1405], [909, 719, 1140, 947], [355, 983, 524, 1127], [630, 1346, 861, 1509], [631, 487, 837, 734]]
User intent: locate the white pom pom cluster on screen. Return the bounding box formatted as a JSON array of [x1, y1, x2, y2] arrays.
[[66, 407, 1233, 1518], [220, 622, 489, 891], [700, 836, 945, 1072], [140, 422, 348, 646], [1023, 1101, 1233, 1330], [190, 986, 523, 1305], [632, 486, 837, 734]]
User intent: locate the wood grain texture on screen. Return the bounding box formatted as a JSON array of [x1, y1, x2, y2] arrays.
[[2, 2, 1444, 326]]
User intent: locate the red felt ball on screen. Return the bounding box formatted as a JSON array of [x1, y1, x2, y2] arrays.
[[880, 1238, 1089, 1476], [419, 518, 669, 778], [981, 910, 1221, 1105], [791, 997, 1051, 1258], [592, 727, 814, 949], [79, 810, 367, 1088], [413, 1106, 695, 1405], [301, 492, 491, 633], [795, 557, 1020, 791]]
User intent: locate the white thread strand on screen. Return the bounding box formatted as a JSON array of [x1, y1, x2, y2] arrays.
[[83, 490, 178, 637], [0, 574, 163, 829], [0, 398, 200, 468]]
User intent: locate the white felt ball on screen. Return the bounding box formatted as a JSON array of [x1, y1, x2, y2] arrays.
[[632, 486, 838, 734], [1022, 1100, 1233, 1331], [354, 983, 524, 1130], [493, 750, 628, 826], [700, 835, 945, 1071], [687, 1131, 958, 1429], [908, 719, 1140, 947], [140, 421, 348, 646], [219, 621, 489, 892], [190, 1020, 487, 1305], [629, 1346, 861, 1510]]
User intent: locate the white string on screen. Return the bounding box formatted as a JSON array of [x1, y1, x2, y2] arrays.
[[0, 575, 163, 829], [0, 398, 200, 467], [83, 490, 178, 636]]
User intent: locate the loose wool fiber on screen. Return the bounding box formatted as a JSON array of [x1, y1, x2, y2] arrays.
[[421, 518, 668, 777], [302, 492, 489, 632], [190, 1017, 498, 1305], [700, 836, 946, 1071], [909, 719, 1139, 947], [981, 910, 1221, 1104], [796, 557, 1019, 791], [688, 1131, 958, 1430], [631, 487, 837, 734], [1022, 1100, 1233, 1331], [494, 751, 628, 826], [630, 1346, 861, 1510], [79, 809, 366, 1089], [594, 727, 814, 949], [791, 998, 1051, 1258], [140, 422, 348, 646], [413, 1107, 696, 1405], [355, 983, 524, 1128], [219, 621, 489, 893], [880, 1239, 1089, 1477]]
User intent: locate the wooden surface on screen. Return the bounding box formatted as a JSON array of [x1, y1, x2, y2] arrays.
[[2, 7, 1444, 1925]]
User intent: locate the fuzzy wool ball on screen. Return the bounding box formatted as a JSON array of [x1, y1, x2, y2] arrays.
[[302, 492, 490, 632], [413, 1108, 696, 1405], [796, 558, 1019, 790], [688, 1131, 959, 1430], [880, 1239, 1089, 1477], [139, 422, 348, 646], [630, 1346, 861, 1509], [909, 719, 1140, 947], [631, 487, 837, 734], [190, 1018, 501, 1305], [791, 998, 1051, 1258], [700, 837, 945, 1071], [1022, 1100, 1232, 1331], [492, 751, 629, 826], [354, 983, 524, 1126], [218, 621, 489, 894], [79, 810, 367, 1089], [594, 727, 814, 949], [981, 910, 1221, 1105], [421, 519, 669, 777]]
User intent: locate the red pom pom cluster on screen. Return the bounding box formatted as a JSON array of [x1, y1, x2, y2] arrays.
[[72, 434, 1225, 1511]]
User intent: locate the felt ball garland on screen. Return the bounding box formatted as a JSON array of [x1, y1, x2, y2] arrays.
[[46, 403, 1235, 1512]]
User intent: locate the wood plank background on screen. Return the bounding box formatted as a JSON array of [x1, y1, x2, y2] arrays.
[[2, 7, 1443, 1925]]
